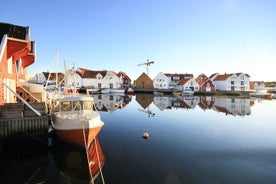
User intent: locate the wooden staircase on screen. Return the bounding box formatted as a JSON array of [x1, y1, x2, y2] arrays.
[[16, 86, 42, 103]]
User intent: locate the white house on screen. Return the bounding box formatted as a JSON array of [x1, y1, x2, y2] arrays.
[[153, 72, 170, 89], [212, 73, 250, 91], [73, 67, 123, 89], [176, 78, 199, 92]]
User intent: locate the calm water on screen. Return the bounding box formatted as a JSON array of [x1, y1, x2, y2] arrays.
[[1, 94, 276, 184]]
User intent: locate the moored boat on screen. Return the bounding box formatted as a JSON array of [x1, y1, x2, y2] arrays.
[[87, 88, 100, 94], [127, 87, 134, 95], [51, 94, 104, 147], [100, 88, 111, 94], [110, 88, 125, 94]]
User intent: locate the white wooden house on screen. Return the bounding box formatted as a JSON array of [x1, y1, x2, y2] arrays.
[[153, 72, 170, 89], [72, 67, 125, 89], [176, 78, 199, 92], [211, 73, 250, 91]]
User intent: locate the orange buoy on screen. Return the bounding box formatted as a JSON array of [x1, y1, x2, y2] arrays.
[[143, 132, 149, 139]]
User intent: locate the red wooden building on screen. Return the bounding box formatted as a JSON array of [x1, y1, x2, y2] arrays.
[[0, 22, 36, 105]]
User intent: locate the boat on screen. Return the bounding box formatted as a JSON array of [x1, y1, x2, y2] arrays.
[[87, 88, 100, 94], [100, 88, 111, 94], [250, 89, 273, 100], [50, 64, 104, 147], [153, 91, 163, 96], [182, 89, 194, 96], [110, 88, 125, 94], [51, 94, 104, 147], [127, 87, 134, 95]]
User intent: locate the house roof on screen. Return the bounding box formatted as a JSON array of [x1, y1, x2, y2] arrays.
[[76, 67, 107, 78], [177, 78, 191, 85], [213, 74, 233, 81], [213, 73, 251, 81]]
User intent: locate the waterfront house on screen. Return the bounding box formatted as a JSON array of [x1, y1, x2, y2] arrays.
[[250, 81, 265, 91], [195, 74, 216, 92], [0, 22, 36, 105], [153, 72, 170, 89], [135, 72, 153, 89], [211, 73, 250, 91], [164, 73, 193, 89], [117, 71, 131, 88], [70, 67, 130, 90], [176, 77, 199, 92], [28, 72, 64, 86]]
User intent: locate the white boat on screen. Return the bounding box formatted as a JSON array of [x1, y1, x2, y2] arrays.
[[182, 89, 194, 96], [87, 88, 99, 94], [51, 94, 104, 147], [100, 88, 111, 94], [250, 89, 273, 100], [110, 88, 125, 93]]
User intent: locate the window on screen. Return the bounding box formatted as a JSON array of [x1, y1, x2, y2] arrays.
[[241, 81, 244, 85], [231, 81, 234, 85], [61, 101, 72, 111]]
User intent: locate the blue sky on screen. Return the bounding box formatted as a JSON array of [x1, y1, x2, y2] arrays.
[[1, 0, 275, 81]]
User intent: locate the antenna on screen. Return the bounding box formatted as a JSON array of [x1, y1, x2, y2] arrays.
[[137, 59, 154, 75]]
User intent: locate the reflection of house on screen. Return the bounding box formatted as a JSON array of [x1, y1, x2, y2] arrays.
[[135, 73, 153, 89], [153, 96, 172, 111], [0, 22, 36, 104], [212, 97, 252, 116], [179, 96, 200, 109], [91, 94, 131, 113], [195, 74, 216, 92], [198, 96, 216, 110], [211, 73, 250, 91], [176, 78, 199, 92], [135, 94, 153, 109]]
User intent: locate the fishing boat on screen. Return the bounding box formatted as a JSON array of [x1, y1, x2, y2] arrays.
[[51, 94, 104, 147], [50, 64, 104, 147]]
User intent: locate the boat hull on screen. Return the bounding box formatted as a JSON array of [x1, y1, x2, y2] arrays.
[[54, 126, 103, 147]]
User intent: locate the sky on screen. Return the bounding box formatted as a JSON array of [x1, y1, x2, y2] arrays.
[[1, 0, 275, 81]]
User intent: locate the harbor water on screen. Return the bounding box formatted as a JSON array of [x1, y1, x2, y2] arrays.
[[1, 94, 276, 183]]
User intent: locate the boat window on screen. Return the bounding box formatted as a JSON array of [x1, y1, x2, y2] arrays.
[[73, 101, 82, 111], [83, 101, 92, 110], [61, 101, 72, 111]]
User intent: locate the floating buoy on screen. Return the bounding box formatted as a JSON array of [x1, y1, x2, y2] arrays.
[[143, 132, 149, 139]]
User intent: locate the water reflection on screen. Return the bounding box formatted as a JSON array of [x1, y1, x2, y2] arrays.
[[0, 131, 48, 183], [91, 94, 132, 113], [90, 94, 256, 117], [52, 136, 105, 183]]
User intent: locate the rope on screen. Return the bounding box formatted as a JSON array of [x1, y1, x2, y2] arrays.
[[94, 137, 105, 184], [82, 122, 95, 184]]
